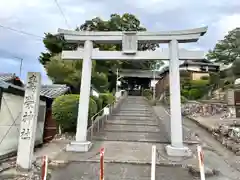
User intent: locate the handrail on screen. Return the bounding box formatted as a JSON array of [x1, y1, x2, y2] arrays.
[[87, 91, 128, 140], [90, 103, 111, 122]]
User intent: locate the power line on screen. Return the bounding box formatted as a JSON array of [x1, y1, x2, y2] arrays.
[[0, 49, 23, 77], [0, 48, 23, 60], [0, 24, 43, 40], [53, 0, 71, 28]]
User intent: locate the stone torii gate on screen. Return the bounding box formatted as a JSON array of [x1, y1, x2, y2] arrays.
[[58, 27, 207, 156]]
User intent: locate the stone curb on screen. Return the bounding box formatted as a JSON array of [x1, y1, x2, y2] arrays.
[[48, 160, 69, 169], [186, 116, 213, 132], [48, 159, 218, 177], [60, 159, 185, 167]]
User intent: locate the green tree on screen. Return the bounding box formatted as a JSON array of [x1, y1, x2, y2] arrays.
[[207, 28, 240, 64], [39, 13, 161, 92], [46, 55, 109, 93]]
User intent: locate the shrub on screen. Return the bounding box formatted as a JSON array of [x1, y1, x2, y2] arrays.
[[181, 89, 189, 98], [52, 94, 97, 132], [91, 95, 103, 112], [188, 88, 202, 100], [164, 95, 188, 105], [99, 93, 115, 107]]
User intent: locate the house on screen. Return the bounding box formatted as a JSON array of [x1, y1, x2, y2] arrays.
[[0, 73, 69, 158], [0, 73, 24, 87], [155, 59, 219, 98]]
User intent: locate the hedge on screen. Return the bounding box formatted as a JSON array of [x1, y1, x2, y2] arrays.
[[91, 95, 103, 112], [164, 95, 188, 105], [99, 93, 115, 107], [52, 94, 98, 132]]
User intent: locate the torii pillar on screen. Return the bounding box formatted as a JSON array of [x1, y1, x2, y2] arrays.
[[166, 39, 191, 156], [66, 40, 93, 152]]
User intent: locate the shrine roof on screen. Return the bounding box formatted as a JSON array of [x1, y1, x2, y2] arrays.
[[118, 69, 161, 78]]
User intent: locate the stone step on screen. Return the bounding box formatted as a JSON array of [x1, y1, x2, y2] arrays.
[[122, 106, 149, 109], [120, 108, 149, 111], [93, 131, 168, 142], [124, 100, 147, 104], [115, 113, 152, 117], [118, 110, 152, 113], [123, 103, 148, 106], [110, 116, 155, 121], [113, 113, 152, 117], [106, 120, 158, 126], [50, 162, 195, 180], [104, 124, 160, 132]]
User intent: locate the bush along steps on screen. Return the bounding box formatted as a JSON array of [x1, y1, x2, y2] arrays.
[[52, 93, 115, 133]]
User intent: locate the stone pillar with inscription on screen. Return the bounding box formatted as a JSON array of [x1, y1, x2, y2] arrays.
[[16, 72, 41, 170]]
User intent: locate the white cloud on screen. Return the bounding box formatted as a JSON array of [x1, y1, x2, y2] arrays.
[[0, 0, 240, 84], [216, 14, 240, 38]]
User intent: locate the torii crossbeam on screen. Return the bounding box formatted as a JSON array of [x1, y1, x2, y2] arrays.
[[59, 27, 208, 157]]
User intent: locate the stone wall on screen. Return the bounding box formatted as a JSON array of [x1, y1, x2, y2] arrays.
[[182, 102, 240, 155]]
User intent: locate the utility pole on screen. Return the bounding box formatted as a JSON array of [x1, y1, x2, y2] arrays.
[[19, 58, 23, 77], [0, 49, 23, 77]]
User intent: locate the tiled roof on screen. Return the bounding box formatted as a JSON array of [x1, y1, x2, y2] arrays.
[[0, 73, 70, 99], [0, 73, 17, 81], [0, 81, 69, 99], [158, 60, 219, 77], [40, 84, 70, 98]]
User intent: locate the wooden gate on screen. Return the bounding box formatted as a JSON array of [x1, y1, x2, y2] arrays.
[[43, 108, 57, 142]]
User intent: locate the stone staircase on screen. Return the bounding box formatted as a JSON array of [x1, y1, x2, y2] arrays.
[[50, 96, 196, 180], [93, 96, 168, 143]]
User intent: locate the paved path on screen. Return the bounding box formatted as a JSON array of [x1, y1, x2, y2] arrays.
[[153, 105, 240, 180], [50, 96, 195, 180]]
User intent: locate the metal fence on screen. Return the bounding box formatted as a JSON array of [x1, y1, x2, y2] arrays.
[[87, 91, 127, 141]]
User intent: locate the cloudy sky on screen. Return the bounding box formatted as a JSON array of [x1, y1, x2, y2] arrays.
[[0, 0, 240, 84]]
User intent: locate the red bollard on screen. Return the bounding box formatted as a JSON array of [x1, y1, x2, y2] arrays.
[[100, 148, 105, 180], [41, 155, 48, 180]]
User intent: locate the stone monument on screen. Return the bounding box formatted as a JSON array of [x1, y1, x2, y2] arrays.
[[16, 72, 41, 169]]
